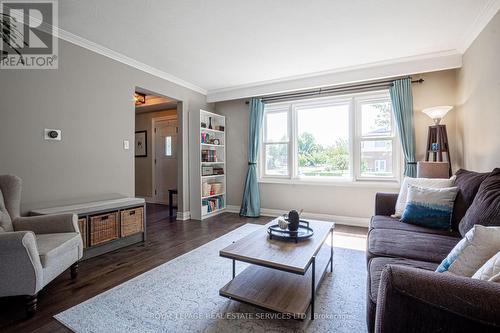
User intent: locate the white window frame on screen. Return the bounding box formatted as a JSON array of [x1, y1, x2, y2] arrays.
[[259, 103, 292, 179], [354, 91, 400, 182], [258, 90, 401, 185]]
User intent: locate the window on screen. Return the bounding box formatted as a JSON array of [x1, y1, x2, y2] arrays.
[[259, 91, 399, 183], [165, 136, 172, 156], [262, 107, 290, 176]]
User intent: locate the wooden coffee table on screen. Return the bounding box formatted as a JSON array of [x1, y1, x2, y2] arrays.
[[219, 219, 334, 319]]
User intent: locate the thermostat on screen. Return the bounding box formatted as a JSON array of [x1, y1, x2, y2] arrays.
[[44, 129, 62, 141]]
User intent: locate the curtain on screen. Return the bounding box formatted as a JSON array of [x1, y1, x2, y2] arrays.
[[389, 78, 417, 177], [240, 98, 265, 217]]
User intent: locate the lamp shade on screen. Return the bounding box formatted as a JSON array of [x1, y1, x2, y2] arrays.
[[422, 106, 453, 124]]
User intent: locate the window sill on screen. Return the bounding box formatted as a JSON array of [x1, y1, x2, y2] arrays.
[[258, 177, 400, 189]]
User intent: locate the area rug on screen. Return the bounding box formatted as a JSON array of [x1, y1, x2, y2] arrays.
[[55, 224, 367, 332]]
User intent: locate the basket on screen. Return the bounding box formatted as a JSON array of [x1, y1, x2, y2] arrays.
[[120, 207, 144, 237], [78, 217, 87, 248], [90, 212, 119, 246]]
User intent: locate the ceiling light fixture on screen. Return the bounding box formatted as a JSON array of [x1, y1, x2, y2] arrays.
[[134, 92, 146, 105]]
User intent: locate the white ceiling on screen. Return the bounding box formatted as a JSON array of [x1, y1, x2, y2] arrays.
[[58, 0, 500, 97]]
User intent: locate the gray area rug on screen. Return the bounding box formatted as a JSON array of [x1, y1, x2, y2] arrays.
[[56, 224, 367, 332]]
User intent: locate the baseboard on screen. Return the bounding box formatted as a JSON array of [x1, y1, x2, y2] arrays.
[[226, 205, 369, 228], [176, 211, 191, 221]]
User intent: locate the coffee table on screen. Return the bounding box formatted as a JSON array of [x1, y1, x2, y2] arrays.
[[219, 219, 334, 319]]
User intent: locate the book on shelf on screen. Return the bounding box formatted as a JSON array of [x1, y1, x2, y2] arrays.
[[202, 195, 224, 214], [201, 149, 217, 162]]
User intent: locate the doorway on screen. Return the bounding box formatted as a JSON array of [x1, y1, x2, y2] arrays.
[[134, 90, 179, 216], [152, 117, 177, 204]]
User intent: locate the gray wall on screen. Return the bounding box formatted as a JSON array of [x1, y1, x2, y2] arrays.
[[215, 69, 459, 223], [457, 10, 500, 172], [135, 108, 177, 198], [0, 39, 211, 214]]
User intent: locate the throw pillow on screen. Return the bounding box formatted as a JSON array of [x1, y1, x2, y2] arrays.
[[436, 225, 500, 276], [400, 186, 458, 230], [0, 189, 12, 232], [450, 169, 490, 231], [459, 168, 500, 236], [393, 175, 456, 218], [472, 251, 500, 282]]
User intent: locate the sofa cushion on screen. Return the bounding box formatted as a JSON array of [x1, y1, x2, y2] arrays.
[[367, 228, 459, 263], [36, 232, 82, 267], [436, 225, 500, 277], [393, 176, 456, 218], [473, 251, 500, 282], [451, 169, 490, 231], [400, 185, 458, 230], [368, 257, 438, 303], [370, 215, 460, 237], [459, 168, 500, 236]]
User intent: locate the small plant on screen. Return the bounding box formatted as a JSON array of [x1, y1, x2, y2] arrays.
[[1, 12, 26, 61]]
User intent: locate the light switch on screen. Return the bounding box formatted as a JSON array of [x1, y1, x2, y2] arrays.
[[123, 140, 130, 150]]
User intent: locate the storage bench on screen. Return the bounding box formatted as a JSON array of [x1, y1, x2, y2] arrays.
[[31, 197, 146, 259]]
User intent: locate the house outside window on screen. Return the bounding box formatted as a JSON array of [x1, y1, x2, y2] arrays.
[[259, 90, 400, 183]]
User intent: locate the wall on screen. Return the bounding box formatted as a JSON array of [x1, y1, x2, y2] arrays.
[[413, 70, 458, 171], [456, 10, 500, 172], [0, 39, 211, 214], [135, 108, 177, 198], [215, 69, 458, 224]]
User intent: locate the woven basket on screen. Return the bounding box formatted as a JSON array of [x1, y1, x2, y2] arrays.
[[90, 212, 119, 246], [78, 217, 87, 248], [120, 207, 144, 237]]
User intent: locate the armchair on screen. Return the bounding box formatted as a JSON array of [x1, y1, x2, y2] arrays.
[[0, 175, 83, 317]]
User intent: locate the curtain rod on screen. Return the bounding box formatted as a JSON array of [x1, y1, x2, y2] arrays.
[[244, 78, 424, 104]]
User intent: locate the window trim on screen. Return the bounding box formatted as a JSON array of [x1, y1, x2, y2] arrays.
[[258, 90, 401, 184], [354, 92, 400, 182]]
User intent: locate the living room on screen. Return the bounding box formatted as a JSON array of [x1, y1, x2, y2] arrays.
[[0, 1, 499, 333]]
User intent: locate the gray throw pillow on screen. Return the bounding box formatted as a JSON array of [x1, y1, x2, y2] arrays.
[[0, 189, 13, 232], [459, 168, 500, 236], [451, 169, 490, 231]]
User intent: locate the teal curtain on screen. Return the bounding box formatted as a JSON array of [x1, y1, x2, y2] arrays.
[[390, 78, 417, 177], [240, 98, 265, 217]]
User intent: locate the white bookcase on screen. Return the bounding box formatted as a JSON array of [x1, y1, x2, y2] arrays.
[[189, 110, 226, 220]]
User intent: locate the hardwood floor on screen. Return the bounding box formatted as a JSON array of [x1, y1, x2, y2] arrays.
[[0, 204, 366, 333]]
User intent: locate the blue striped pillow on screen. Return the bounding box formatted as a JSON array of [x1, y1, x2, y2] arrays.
[[400, 185, 458, 230]]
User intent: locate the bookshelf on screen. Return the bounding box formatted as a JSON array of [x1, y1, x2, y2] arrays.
[[189, 110, 226, 220]]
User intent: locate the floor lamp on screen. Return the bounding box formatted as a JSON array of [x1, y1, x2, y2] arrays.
[[422, 106, 453, 177]]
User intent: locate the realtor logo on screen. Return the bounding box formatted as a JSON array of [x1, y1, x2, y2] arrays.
[[0, 0, 58, 69]]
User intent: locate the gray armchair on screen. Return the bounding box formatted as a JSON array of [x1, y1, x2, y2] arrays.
[[0, 175, 83, 317]]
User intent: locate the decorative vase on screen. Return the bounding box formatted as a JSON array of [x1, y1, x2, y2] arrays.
[[208, 117, 213, 129], [287, 210, 300, 232]]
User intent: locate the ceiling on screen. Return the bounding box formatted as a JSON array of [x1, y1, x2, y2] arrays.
[[58, 1, 500, 97]]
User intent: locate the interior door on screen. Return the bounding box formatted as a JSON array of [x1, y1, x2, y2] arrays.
[[154, 119, 177, 204]]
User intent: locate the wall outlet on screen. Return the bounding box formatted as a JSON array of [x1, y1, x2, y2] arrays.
[[123, 140, 130, 150], [44, 129, 62, 141]]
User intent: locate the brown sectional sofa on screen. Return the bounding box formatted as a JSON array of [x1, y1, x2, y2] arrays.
[[366, 174, 500, 332]]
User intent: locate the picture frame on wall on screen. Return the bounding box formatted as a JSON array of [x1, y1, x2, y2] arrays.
[[135, 130, 147, 157]]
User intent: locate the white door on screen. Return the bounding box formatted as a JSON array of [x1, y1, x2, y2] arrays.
[[154, 119, 177, 204]]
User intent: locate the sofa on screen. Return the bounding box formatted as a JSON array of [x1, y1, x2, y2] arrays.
[[366, 170, 500, 332], [0, 175, 83, 316]]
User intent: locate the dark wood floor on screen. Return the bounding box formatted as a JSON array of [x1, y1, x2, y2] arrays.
[[0, 204, 366, 333]]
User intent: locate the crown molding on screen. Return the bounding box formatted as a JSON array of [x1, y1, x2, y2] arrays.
[[54, 28, 207, 95], [207, 50, 463, 103], [457, 0, 500, 53]]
